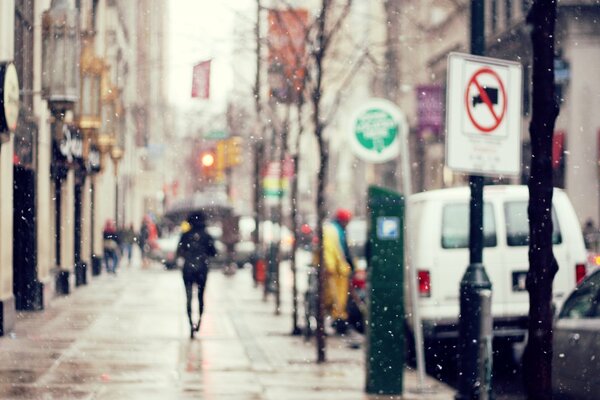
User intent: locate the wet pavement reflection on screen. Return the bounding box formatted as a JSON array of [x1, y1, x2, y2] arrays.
[[0, 256, 453, 399]]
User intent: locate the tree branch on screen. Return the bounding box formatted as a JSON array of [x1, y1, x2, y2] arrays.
[[324, 49, 371, 125], [322, 0, 353, 53]]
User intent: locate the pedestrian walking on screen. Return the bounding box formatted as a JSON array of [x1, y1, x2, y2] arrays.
[[583, 218, 599, 252], [321, 208, 354, 335], [120, 224, 135, 266], [176, 211, 217, 339], [103, 219, 120, 274], [139, 217, 150, 268]]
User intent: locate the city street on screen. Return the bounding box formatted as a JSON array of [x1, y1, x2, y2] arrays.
[[0, 256, 453, 400], [0, 1, 598, 399]]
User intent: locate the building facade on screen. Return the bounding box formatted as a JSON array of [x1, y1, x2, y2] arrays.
[[395, 0, 600, 227], [0, 0, 168, 335]]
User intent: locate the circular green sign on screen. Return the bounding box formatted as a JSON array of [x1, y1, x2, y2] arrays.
[[349, 99, 405, 163], [355, 109, 398, 153]]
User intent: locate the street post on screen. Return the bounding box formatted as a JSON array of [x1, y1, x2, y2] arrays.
[[447, 48, 523, 399], [348, 99, 424, 395], [456, 1, 493, 399]]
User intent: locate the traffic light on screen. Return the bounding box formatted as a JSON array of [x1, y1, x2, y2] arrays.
[[200, 151, 214, 168], [197, 149, 216, 178], [227, 136, 243, 167], [216, 140, 227, 172]]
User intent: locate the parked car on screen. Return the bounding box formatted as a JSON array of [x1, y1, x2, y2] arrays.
[[151, 232, 180, 269], [405, 185, 589, 349], [233, 240, 256, 268], [210, 239, 228, 269], [260, 220, 294, 260], [553, 269, 600, 399]]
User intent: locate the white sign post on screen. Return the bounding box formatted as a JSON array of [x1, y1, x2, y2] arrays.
[[349, 98, 428, 392], [446, 52, 523, 176]]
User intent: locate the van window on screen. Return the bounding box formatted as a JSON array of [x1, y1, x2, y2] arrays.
[[504, 201, 562, 246], [442, 203, 497, 249]]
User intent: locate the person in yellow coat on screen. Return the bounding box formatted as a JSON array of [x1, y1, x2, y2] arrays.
[[322, 209, 355, 335]]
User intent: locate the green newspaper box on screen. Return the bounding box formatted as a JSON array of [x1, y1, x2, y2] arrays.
[[365, 186, 405, 395]]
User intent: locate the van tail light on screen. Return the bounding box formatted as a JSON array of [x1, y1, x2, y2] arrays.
[[418, 270, 431, 297], [576, 263, 587, 284]]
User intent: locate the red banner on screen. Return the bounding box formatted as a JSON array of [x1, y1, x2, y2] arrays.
[[268, 9, 308, 103], [191, 60, 211, 99]]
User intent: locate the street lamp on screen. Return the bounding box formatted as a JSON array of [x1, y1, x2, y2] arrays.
[[110, 144, 123, 174], [42, 0, 80, 114], [97, 63, 117, 171], [78, 31, 103, 138], [96, 133, 113, 157], [42, 0, 80, 293], [110, 144, 124, 227], [75, 31, 104, 285]]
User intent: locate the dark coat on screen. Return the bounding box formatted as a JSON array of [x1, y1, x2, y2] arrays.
[[176, 227, 217, 271]]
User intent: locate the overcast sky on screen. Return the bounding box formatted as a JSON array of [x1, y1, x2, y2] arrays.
[[168, 0, 254, 111]]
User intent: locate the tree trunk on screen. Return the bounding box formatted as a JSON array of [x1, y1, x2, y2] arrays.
[[523, 2, 560, 399], [274, 108, 291, 315], [290, 99, 305, 335], [313, 0, 330, 364], [290, 151, 300, 334]]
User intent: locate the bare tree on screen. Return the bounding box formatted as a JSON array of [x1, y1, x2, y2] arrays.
[[265, 2, 363, 345], [309, 0, 353, 363], [523, 1, 560, 399]]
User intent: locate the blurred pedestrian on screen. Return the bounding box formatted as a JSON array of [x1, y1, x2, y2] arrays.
[[121, 224, 135, 266], [321, 208, 354, 335], [103, 219, 120, 274], [139, 217, 150, 268], [176, 211, 217, 339], [583, 218, 599, 252]]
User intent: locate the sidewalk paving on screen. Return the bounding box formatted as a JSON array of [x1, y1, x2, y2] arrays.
[[0, 259, 454, 399]]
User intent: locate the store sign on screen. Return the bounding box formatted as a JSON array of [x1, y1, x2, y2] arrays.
[[416, 85, 443, 136], [349, 98, 406, 163], [262, 161, 288, 199], [0, 62, 19, 134], [87, 145, 101, 174], [59, 124, 83, 163], [13, 112, 37, 169], [205, 130, 228, 140]]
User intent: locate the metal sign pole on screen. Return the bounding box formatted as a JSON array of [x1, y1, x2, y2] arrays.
[[401, 125, 427, 392], [456, 1, 493, 399]]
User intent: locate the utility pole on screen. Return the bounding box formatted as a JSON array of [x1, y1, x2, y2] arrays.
[[253, 0, 263, 266], [383, 0, 400, 102], [381, 0, 400, 189], [456, 1, 493, 399]]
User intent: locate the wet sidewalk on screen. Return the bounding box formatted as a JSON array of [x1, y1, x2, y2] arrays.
[[0, 259, 454, 399]]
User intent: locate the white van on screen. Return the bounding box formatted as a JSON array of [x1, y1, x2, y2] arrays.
[[405, 185, 588, 343]]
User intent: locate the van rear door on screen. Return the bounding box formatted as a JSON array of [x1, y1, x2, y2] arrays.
[[436, 201, 503, 320]]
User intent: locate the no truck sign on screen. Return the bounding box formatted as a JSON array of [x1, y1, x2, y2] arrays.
[[446, 53, 523, 176]]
